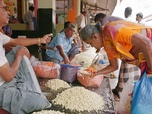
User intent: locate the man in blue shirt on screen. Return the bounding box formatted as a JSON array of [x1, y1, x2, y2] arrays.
[[46, 21, 79, 64]]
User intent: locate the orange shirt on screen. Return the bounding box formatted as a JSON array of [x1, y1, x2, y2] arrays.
[[102, 20, 151, 60]]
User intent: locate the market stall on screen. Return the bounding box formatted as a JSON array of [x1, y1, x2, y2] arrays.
[[31, 46, 116, 114], [36, 77, 116, 114]]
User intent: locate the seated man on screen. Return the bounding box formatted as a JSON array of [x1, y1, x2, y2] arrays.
[[0, 1, 52, 113], [45, 21, 79, 64]]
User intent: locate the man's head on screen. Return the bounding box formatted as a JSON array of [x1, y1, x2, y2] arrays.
[[81, 11, 87, 16], [64, 21, 72, 29], [94, 13, 106, 23], [0, 0, 10, 27], [80, 25, 103, 52], [124, 7, 132, 18], [64, 21, 75, 38], [29, 6, 34, 12], [136, 12, 143, 23]]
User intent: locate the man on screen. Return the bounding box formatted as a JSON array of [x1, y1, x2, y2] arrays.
[[0, 0, 52, 113], [94, 13, 140, 101], [23, 6, 35, 30], [80, 20, 152, 114], [124, 7, 134, 22], [136, 12, 146, 25], [46, 21, 79, 64], [2, 24, 13, 53], [94, 13, 123, 26], [76, 11, 87, 32]]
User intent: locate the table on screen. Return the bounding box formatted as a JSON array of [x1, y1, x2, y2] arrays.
[[39, 77, 116, 114]]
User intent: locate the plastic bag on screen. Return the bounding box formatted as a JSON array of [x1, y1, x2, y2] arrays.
[[91, 48, 109, 71], [60, 64, 80, 83], [131, 72, 152, 114], [32, 61, 60, 79], [117, 76, 134, 114], [77, 69, 103, 87]]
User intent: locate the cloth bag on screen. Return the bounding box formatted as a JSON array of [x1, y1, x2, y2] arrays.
[[131, 72, 152, 114], [60, 64, 80, 83]]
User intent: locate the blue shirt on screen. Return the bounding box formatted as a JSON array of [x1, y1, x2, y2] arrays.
[[46, 31, 73, 62]]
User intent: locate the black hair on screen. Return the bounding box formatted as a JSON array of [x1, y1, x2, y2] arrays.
[[64, 21, 75, 29], [81, 11, 86, 14], [125, 7, 132, 13], [124, 7, 132, 18], [94, 13, 106, 22], [95, 21, 102, 33], [136, 12, 143, 18], [29, 6, 34, 11]]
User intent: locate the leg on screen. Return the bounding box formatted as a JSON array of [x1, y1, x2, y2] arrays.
[[113, 61, 140, 98], [67, 43, 79, 61], [1, 46, 50, 114]]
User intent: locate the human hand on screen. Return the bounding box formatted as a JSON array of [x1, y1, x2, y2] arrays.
[[146, 68, 152, 77], [63, 58, 71, 64], [16, 46, 30, 59], [40, 33, 53, 44], [4, 45, 14, 53], [79, 67, 97, 78]]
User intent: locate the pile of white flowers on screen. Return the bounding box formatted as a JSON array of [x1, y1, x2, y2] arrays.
[[45, 79, 71, 91], [52, 86, 104, 113], [32, 110, 65, 114]]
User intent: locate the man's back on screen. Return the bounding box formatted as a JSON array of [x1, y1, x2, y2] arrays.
[[102, 15, 123, 25], [23, 10, 33, 23], [76, 11, 86, 30]]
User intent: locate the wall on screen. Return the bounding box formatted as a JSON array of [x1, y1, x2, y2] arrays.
[[67, 0, 77, 23], [4, 0, 17, 18]]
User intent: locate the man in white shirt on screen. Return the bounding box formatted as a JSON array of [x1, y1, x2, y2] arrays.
[[23, 6, 35, 30], [76, 11, 87, 32], [0, 0, 52, 113], [124, 7, 134, 22], [135, 12, 149, 26]]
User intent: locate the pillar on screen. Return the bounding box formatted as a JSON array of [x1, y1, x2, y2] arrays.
[[77, 0, 81, 17], [34, 0, 38, 18], [67, 0, 77, 23], [37, 0, 56, 36]]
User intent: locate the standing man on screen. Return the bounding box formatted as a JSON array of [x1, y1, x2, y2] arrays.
[[76, 11, 87, 32], [76, 11, 89, 51], [136, 12, 147, 25], [124, 7, 134, 22], [23, 6, 35, 30]]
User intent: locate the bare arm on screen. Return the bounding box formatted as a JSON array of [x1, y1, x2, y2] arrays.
[[131, 33, 152, 71], [56, 45, 70, 64], [96, 58, 119, 75], [0, 46, 29, 82], [5, 33, 52, 46]]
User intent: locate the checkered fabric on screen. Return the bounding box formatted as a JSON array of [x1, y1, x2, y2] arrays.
[[115, 60, 141, 92]]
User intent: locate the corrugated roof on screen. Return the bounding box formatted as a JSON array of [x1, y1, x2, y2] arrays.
[[81, 0, 117, 15]]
